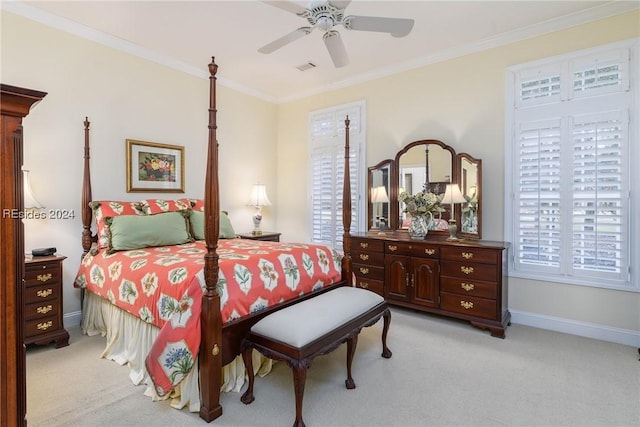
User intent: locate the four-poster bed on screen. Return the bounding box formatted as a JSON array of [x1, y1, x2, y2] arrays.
[[75, 57, 354, 422]]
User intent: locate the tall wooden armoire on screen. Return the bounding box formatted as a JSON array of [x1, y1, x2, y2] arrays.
[[1, 84, 47, 427]]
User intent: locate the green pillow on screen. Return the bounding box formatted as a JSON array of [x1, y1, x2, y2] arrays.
[[106, 211, 193, 253], [190, 210, 236, 240]]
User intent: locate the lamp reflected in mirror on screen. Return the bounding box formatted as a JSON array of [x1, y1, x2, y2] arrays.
[[441, 183, 466, 241], [370, 185, 389, 234]]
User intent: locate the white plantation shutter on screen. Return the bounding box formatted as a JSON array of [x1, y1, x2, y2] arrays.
[[309, 101, 364, 249], [571, 112, 627, 279], [507, 40, 637, 289], [515, 119, 562, 271]]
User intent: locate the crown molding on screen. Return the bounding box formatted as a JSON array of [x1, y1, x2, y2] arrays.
[[3, 0, 637, 104], [279, 1, 640, 103], [1, 0, 278, 103]]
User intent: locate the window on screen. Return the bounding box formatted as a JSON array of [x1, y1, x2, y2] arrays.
[[505, 39, 638, 290], [308, 101, 365, 250]]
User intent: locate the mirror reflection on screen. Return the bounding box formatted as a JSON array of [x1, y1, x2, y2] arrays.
[[368, 160, 392, 231], [366, 139, 482, 239], [397, 142, 453, 231], [458, 154, 481, 238]]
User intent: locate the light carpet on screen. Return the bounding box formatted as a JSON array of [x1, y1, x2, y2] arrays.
[[26, 307, 640, 427]]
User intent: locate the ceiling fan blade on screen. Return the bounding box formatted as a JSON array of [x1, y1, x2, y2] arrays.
[[323, 30, 349, 68], [328, 0, 352, 9], [261, 1, 308, 15], [344, 15, 415, 38], [258, 27, 313, 54]]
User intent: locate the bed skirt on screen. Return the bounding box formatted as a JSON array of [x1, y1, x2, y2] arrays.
[[81, 292, 274, 412]]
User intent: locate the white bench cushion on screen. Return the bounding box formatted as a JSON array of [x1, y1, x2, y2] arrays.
[[250, 287, 384, 348]]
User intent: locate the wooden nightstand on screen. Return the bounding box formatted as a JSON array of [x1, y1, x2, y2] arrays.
[[237, 231, 281, 242], [24, 255, 69, 348]]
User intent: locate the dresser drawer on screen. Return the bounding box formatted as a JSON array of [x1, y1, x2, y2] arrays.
[[24, 300, 60, 320], [25, 316, 61, 338], [440, 276, 497, 299], [24, 263, 61, 287], [440, 261, 498, 282], [352, 238, 384, 253], [353, 264, 385, 281], [440, 293, 497, 320], [440, 246, 499, 264], [385, 242, 439, 258], [354, 278, 384, 296], [24, 283, 59, 304], [352, 250, 385, 265]]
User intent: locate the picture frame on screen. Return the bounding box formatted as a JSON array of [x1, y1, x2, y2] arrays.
[[126, 139, 184, 193]]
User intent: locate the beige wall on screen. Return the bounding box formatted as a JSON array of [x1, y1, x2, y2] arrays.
[[1, 12, 278, 317], [276, 11, 640, 341], [2, 8, 638, 344]]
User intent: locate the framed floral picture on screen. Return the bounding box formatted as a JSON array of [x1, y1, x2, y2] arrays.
[[126, 139, 184, 193]]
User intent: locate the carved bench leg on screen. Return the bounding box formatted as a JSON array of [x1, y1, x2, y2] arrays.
[[240, 344, 255, 405], [381, 308, 392, 359], [291, 359, 309, 427], [345, 335, 357, 389]]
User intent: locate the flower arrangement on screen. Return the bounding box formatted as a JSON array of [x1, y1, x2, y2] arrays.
[[399, 190, 444, 217]]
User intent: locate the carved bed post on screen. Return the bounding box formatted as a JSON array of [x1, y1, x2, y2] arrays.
[[342, 117, 352, 285], [81, 117, 92, 259], [199, 57, 223, 422]]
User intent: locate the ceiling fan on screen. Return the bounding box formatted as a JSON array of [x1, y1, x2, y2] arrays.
[[259, 0, 415, 68]]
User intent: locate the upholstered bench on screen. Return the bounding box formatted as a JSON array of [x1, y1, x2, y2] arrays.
[[240, 286, 392, 427]]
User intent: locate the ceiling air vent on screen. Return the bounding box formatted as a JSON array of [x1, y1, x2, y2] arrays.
[[296, 62, 317, 71]]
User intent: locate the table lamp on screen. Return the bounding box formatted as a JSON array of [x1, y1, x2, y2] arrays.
[[247, 183, 271, 236]]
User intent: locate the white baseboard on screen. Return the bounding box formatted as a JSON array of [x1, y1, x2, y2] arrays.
[[510, 309, 640, 348], [63, 308, 639, 348], [63, 310, 83, 328]]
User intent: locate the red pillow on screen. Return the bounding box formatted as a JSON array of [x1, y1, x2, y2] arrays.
[[89, 201, 145, 248], [189, 198, 205, 212], [140, 198, 191, 215]]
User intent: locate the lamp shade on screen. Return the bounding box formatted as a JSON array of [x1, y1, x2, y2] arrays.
[[23, 168, 44, 209], [247, 184, 272, 207], [370, 185, 389, 203], [442, 184, 466, 205]]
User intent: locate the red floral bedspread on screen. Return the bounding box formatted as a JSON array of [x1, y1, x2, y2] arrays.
[[74, 239, 342, 395]]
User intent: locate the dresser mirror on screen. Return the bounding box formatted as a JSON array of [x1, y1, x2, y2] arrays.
[[368, 159, 392, 231], [457, 153, 482, 239], [367, 139, 482, 239]]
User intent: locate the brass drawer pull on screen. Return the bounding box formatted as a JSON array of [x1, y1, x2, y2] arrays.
[[359, 267, 369, 275], [461, 283, 475, 292], [36, 289, 53, 298], [388, 245, 397, 252], [461, 266, 474, 275], [462, 252, 474, 259], [359, 242, 369, 249], [359, 281, 369, 289], [359, 254, 369, 261], [425, 249, 435, 255], [37, 305, 53, 315], [460, 301, 474, 310], [37, 273, 52, 282], [37, 321, 53, 331]]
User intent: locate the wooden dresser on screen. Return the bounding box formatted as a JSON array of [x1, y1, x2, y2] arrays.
[[351, 231, 510, 338], [24, 255, 69, 348]]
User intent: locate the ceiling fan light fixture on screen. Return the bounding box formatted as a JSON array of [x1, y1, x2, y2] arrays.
[[316, 16, 334, 31]]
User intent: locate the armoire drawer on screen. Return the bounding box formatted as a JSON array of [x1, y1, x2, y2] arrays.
[[440, 293, 497, 321], [440, 246, 499, 264], [354, 278, 384, 296], [440, 276, 497, 299], [353, 264, 385, 281], [385, 242, 439, 258], [440, 261, 498, 282]]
